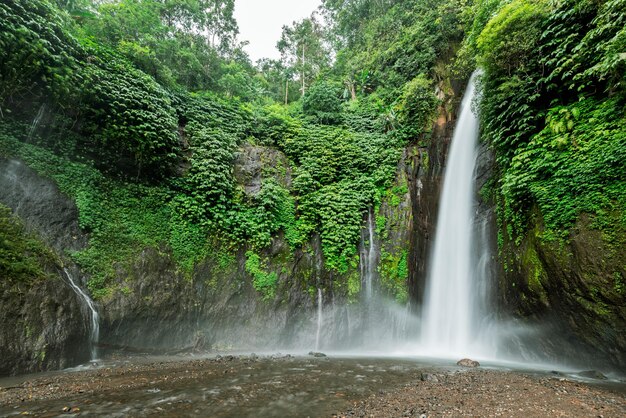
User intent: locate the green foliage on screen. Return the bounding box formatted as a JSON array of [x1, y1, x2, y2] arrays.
[[76, 45, 180, 177], [395, 74, 439, 141], [1, 129, 190, 296], [0, 204, 55, 284], [248, 103, 302, 147], [302, 81, 344, 124], [245, 251, 278, 300], [473, 0, 626, 251], [379, 249, 409, 303], [0, 0, 78, 110], [322, 0, 467, 106], [3, 0, 534, 303], [477, 0, 548, 76], [283, 123, 400, 271], [503, 98, 626, 236]]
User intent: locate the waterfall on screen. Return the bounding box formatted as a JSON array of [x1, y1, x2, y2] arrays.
[[27, 104, 46, 141], [419, 72, 484, 358], [64, 268, 100, 360], [315, 288, 323, 350], [361, 206, 377, 300]]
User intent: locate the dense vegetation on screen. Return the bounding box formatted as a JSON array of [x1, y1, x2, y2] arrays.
[[0, 204, 55, 284], [468, 0, 625, 255], [1, 0, 624, 304], [0, 0, 462, 300]]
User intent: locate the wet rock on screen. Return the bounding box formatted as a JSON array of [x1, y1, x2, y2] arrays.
[[456, 358, 480, 368], [308, 351, 327, 358], [577, 370, 607, 380], [420, 373, 439, 383], [233, 145, 291, 196]]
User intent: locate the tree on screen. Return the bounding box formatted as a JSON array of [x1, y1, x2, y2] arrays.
[[277, 15, 329, 96], [197, 0, 238, 51]]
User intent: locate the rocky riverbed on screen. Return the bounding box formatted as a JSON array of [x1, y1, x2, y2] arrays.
[[0, 354, 624, 417]]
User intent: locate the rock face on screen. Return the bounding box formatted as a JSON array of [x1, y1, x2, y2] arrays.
[[0, 158, 91, 376], [0, 159, 87, 253], [499, 213, 626, 370], [233, 144, 291, 197], [0, 271, 90, 375], [1, 101, 625, 375]]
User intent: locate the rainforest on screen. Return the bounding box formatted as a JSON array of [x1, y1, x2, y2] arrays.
[[0, 0, 625, 416]]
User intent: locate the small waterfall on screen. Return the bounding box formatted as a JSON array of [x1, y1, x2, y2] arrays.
[[420, 72, 486, 358], [315, 288, 323, 350], [64, 268, 100, 360], [28, 104, 46, 141], [361, 206, 377, 300]]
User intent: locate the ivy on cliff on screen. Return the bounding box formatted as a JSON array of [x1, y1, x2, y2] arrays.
[[472, 0, 626, 247]]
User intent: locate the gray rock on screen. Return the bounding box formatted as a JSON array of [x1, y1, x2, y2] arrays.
[[577, 370, 607, 380], [420, 372, 439, 382], [456, 358, 480, 367], [308, 351, 327, 358]]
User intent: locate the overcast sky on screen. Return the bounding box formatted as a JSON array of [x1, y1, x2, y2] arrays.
[[234, 0, 322, 63]]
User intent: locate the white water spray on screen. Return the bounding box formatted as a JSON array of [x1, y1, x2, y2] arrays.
[[64, 268, 100, 360], [419, 72, 485, 358]]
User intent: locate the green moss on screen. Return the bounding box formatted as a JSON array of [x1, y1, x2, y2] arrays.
[[521, 244, 549, 306], [0, 204, 56, 284], [346, 268, 361, 300], [614, 272, 624, 295], [244, 251, 278, 301], [379, 249, 409, 303]]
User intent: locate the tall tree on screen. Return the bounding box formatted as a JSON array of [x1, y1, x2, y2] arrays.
[[277, 15, 329, 96]]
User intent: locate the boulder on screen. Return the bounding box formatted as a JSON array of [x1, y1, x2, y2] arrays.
[[577, 370, 607, 380], [456, 358, 480, 367]]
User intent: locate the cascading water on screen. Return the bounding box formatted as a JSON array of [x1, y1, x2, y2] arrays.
[[315, 288, 323, 350], [419, 72, 488, 358], [360, 207, 377, 300], [27, 104, 46, 141], [64, 268, 100, 360]]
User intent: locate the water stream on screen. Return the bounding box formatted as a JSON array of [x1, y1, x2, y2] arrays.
[[315, 288, 323, 351], [27, 104, 46, 141], [361, 207, 377, 300], [63, 268, 100, 360]]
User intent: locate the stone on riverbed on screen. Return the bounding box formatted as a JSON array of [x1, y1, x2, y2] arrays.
[[456, 358, 480, 367], [308, 351, 327, 358], [420, 373, 439, 382], [577, 370, 607, 380]]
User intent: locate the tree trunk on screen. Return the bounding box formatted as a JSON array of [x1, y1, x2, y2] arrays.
[[301, 44, 306, 95]]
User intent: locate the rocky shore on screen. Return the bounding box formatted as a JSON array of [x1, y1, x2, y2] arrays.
[[0, 355, 624, 417], [338, 368, 626, 417]]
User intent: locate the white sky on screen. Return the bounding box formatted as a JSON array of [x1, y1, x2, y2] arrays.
[[234, 0, 322, 63]]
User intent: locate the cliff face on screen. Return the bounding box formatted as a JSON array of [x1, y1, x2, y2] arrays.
[[1, 80, 624, 374], [500, 214, 626, 369], [0, 268, 89, 375], [0, 159, 90, 375]]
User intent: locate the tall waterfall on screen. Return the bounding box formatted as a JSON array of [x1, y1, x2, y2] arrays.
[[64, 268, 100, 360], [420, 72, 483, 357]]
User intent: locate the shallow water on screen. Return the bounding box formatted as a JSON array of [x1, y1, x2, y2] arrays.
[[0, 355, 443, 417], [1, 353, 623, 417]]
